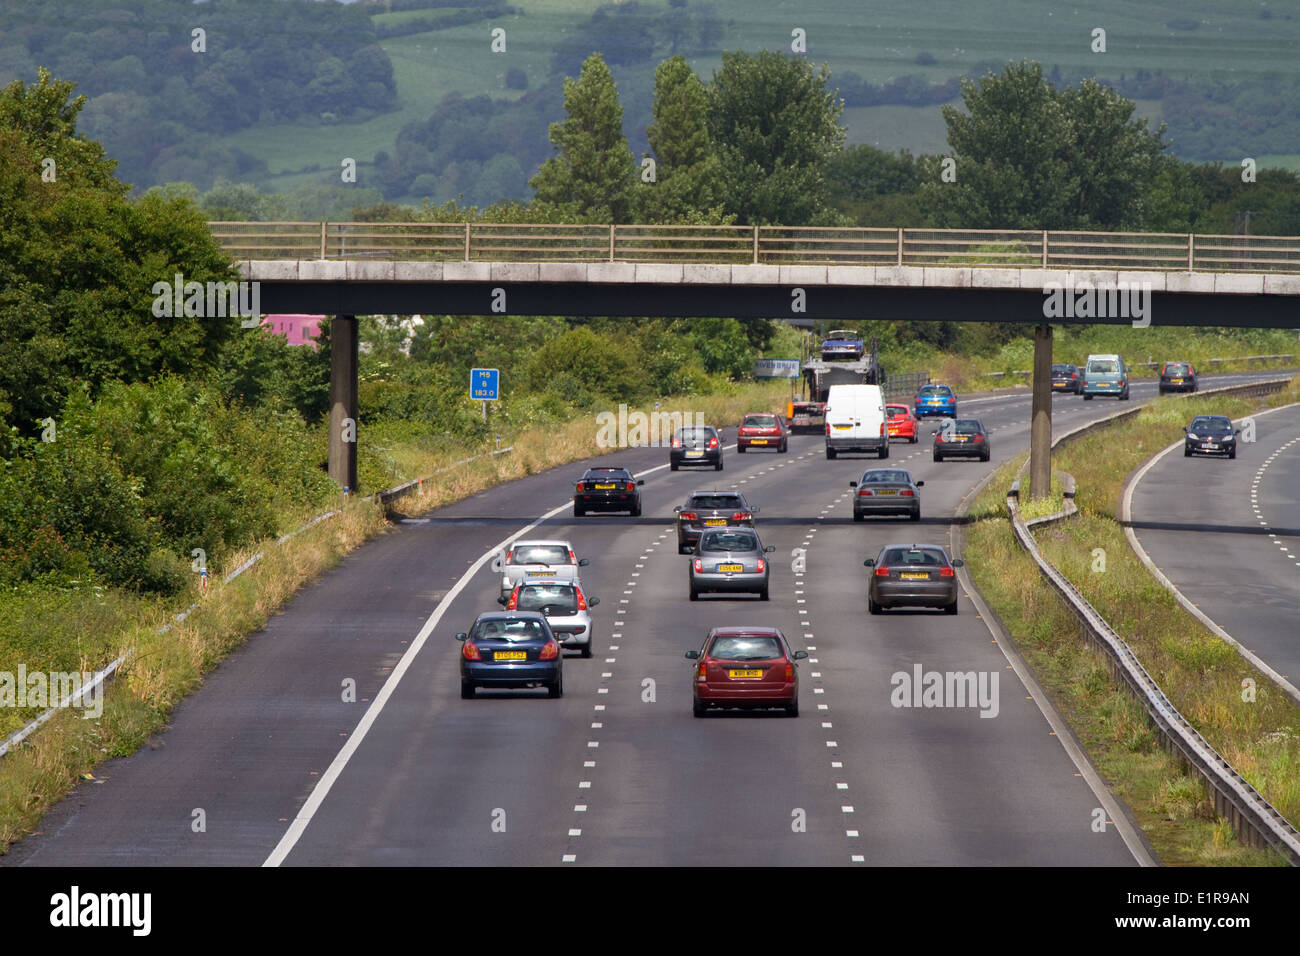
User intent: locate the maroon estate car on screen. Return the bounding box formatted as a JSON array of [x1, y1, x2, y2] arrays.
[[736, 413, 789, 453], [685, 626, 807, 717]]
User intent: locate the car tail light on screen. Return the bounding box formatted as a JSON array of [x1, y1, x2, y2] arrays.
[[974, 434, 985, 442], [462, 639, 481, 661], [880, 423, 887, 437], [697, 661, 707, 681], [900, 489, 915, 496], [940, 566, 955, 578], [680, 511, 697, 522], [858, 489, 873, 496], [708, 436, 718, 449], [733, 512, 752, 521], [626, 481, 635, 491], [505, 590, 519, 610], [1071, 371, 1078, 379], [505, 549, 513, 562], [785, 663, 794, 680], [694, 558, 703, 572], [568, 549, 577, 562], [575, 586, 587, 611], [756, 558, 766, 573], [874, 566, 890, 577], [935, 434, 945, 443], [672, 437, 681, 449], [539, 639, 559, 660]]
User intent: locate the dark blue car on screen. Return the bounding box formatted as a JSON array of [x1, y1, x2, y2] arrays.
[[820, 329, 865, 361], [914, 384, 957, 418], [458, 611, 563, 699]]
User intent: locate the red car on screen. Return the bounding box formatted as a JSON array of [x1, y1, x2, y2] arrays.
[[685, 626, 807, 717], [886, 404, 919, 443], [736, 412, 789, 453]]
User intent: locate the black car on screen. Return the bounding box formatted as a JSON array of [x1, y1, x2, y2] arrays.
[[675, 490, 758, 553], [1159, 361, 1199, 394], [670, 425, 723, 471], [1051, 363, 1081, 393], [932, 418, 990, 462], [864, 543, 963, 614], [1184, 415, 1239, 458], [574, 466, 644, 516], [457, 611, 563, 698]]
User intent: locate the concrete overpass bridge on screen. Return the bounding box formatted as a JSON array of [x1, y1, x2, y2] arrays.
[[210, 222, 1300, 495]]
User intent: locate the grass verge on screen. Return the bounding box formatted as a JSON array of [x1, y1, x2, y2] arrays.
[[963, 379, 1300, 865]]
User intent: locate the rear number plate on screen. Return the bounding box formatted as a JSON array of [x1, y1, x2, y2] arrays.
[[833, 424, 851, 430], [899, 572, 929, 581], [1171, 379, 1183, 384], [750, 439, 768, 444], [531, 570, 555, 576], [494, 650, 526, 661], [716, 564, 743, 573], [728, 669, 762, 679], [876, 489, 897, 495], [686, 450, 703, 457], [704, 518, 727, 526], [594, 482, 616, 489]]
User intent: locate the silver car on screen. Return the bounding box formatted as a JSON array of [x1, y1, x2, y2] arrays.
[[688, 528, 775, 601], [499, 540, 589, 599], [864, 543, 964, 614], [498, 578, 600, 658], [850, 469, 924, 522]]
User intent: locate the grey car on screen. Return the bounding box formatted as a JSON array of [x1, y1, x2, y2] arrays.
[[864, 543, 963, 614], [850, 469, 924, 522], [689, 528, 775, 601], [932, 418, 990, 462], [670, 425, 724, 470], [498, 578, 600, 658], [675, 490, 759, 553]]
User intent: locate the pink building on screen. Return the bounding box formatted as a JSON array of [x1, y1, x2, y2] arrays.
[[261, 314, 323, 348]]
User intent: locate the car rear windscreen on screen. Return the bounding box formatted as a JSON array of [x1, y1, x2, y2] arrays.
[[474, 618, 547, 641], [918, 386, 951, 395], [881, 548, 946, 566], [677, 427, 714, 438], [744, 415, 778, 427], [1165, 364, 1189, 375], [510, 545, 570, 565], [708, 635, 784, 661], [953, 420, 983, 433], [700, 532, 758, 552], [1087, 360, 1119, 373], [517, 585, 577, 614], [861, 470, 911, 483], [688, 495, 743, 510]]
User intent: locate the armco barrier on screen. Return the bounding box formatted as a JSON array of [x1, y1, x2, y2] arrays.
[[1001, 375, 1299, 862], [0, 445, 514, 760]]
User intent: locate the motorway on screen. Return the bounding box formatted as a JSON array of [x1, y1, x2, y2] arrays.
[[5, 371, 1285, 867], [1129, 402, 1300, 691]]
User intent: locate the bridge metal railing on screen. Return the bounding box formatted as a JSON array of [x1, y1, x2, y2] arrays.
[[206, 222, 1300, 274]]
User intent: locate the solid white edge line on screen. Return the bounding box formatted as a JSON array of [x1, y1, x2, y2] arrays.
[[1120, 401, 1300, 708], [262, 446, 722, 866]]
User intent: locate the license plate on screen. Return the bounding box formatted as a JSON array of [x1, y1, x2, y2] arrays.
[[728, 669, 762, 679], [899, 572, 929, 580], [1171, 379, 1183, 384], [750, 439, 768, 445], [833, 424, 851, 430], [1099, 382, 1112, 387], [531, 570, 555, 576], [704, 518, 727, 526], [716, 564, 743, 573], [594, 482, 616, 489], [494, 650, 526, 661], [686, 450, 703, 458], [1205, 443, 1219, 449], [875, 489, 897, 495], [953, 436, 968, 442]]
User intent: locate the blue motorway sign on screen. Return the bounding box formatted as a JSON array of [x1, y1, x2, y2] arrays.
[[470, 368, 499, 401]]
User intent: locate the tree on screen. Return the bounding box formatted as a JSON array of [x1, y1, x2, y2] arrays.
[[922, 61, 1168, 230], [705, 50, 846, 225], [638, 56, 726, 223], [530, 53, 636, 222]]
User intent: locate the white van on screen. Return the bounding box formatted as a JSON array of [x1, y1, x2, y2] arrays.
[[824, 384, 888, 459]]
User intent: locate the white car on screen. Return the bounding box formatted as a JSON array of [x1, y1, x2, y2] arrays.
[[499, 540, 589, 599]]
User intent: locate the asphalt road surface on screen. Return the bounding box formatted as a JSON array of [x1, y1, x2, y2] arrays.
[[6, 371, 1287, 867]]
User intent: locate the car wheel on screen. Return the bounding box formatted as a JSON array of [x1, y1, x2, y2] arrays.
[[945, 599, 958, 615], [760, 586, 770, 601], [853, 510, 864, 522], [910, 432, 918, 444], [826, 447, 837, 459], [1121, 388, 1129, 400], [738, 444, 746, 453], [573, 505, 584, 517], [910, 508, 920, 522], [460, 680, 475, 699], [1083, 394, 1093, 401], [693, 698, 707, 718], [1158, 386, 1165, 395], [980, 450, 990, 462], [670, 460, 679, 471], [632, 501, 642, 517], [547, 672, 564, 699], [689, 585, 699, 601], [581, 638, 594, 659], [1229, 446, 1236, 460], [868, 596, 882, 615], [780, 441, 788, 453], [880, 444, 889, 459], [933, 452, 942, 462], [785, 698, 799, 718]]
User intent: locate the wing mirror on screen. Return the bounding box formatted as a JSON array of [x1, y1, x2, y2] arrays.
[[764, 545, 776, 553], [863, 558, 875, 567], [684, 650, 701, 660], [951, 559, 964, 568], [578, 557, 590, 567], [849, 481, 858, 488], [588, 597, 600, 607], [792, 650, 809, 661], [496, 595, 507, 605], [455, 632, 468, 641], [915, 480, 924, 487], [637, 479, 645, 486]]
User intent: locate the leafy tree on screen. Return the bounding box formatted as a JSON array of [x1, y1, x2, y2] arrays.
[[922, 61, 1168, 230], [530, 54, 636, 222], [705, 50, 846, 225]]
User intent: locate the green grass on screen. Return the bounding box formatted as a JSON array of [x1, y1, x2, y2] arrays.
[[962, 378, 1300, 864]]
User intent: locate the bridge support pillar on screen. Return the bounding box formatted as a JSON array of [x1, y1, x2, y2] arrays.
[[329, 314, 358, 493], [1029, 324, 1052, 501]]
